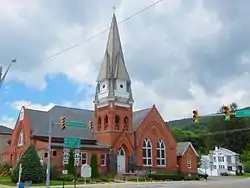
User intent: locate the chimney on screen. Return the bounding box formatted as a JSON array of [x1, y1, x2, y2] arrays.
[[215, 146, 218, 151]]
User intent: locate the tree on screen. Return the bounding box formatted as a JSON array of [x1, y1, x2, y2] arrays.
[[206, 115, 250, 153], [10, 144, 45, 183], [66, 149, 75, 175], [90, 153, 99, 178]]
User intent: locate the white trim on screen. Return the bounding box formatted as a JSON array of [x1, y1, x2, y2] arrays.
[[182, 142, 198, 157], [101, 153, 106, 166], [19, 107, 24, 121], [17, 129, 24, 146]]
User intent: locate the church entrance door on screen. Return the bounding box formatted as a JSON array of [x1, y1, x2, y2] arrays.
[[117, 147, 126, 173]]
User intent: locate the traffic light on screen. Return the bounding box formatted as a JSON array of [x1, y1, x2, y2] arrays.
[[193, 110, 199, 123], [60, 116, 66, 130], [89, 120, 93, 129], [223, 105, 230, 120]]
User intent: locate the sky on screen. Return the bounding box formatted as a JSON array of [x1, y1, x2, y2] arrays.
[[1, 0, 250, 128]]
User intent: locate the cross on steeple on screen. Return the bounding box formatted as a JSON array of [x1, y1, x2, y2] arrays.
[[112, 5, 116, 14]]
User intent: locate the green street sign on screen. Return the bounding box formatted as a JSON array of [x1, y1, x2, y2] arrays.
[[66, 121, 87, 128], [64, 137, 80, 149], [235, 110, 250, 117], [225, 116, 230, 121]]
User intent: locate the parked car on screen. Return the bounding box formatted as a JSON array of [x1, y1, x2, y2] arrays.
[[198, 169, 208, 178]]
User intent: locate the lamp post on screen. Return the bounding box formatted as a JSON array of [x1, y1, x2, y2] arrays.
[[0, 59, 16, 89], [46, 115, 52, 188]]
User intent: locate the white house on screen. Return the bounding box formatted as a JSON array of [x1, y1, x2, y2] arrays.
[[199, 146, 243, 176]]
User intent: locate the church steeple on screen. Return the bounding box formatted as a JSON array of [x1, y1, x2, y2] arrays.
[[97, 13, 130, 82], [94, 13, 133, 108]]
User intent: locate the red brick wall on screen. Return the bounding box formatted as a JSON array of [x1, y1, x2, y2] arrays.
[[94, 104, 134, 151], [177, 145, 198, 174], [135, 106, 178, 172], [6, 107, 33, 166]]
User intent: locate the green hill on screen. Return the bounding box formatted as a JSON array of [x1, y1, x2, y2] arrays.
[[166, 106, 250, 130]]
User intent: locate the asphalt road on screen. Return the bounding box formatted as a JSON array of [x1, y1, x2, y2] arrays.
[[73, 177, 250, 188]]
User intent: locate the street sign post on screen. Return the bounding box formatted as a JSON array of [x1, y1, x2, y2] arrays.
[[235, 110, 250, 117], [66, 121, 87, 128], [64, 137, 80, 149]]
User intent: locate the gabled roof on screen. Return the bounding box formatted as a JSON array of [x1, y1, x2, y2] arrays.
[[132, 108, 151, 130], [24, 105, 152, 140], [0, 125, 13, 134], [26, 106, 95, 140], [210, 147, 239, 156], [177, 142, 198, 157]]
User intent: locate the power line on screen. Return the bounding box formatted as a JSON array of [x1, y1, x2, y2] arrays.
[[202, 127, 250, 136], [45, 0, 165, 60]]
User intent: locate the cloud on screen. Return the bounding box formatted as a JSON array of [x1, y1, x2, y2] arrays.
[[2, 0, 250, 121], [10, 100, 55, 111], [0, 116, 16, 129]]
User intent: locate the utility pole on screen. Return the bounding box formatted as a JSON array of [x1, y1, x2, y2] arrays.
[[46, 115, 52, 188], [0, 59, 16, 89]]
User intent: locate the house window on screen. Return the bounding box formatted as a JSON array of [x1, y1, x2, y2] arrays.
[[187, 158, 192, 168], [156, 139, 166, 166], [142, 138, 152, 166], [101, 154, 106, 166], [18, 129, 24, 146], [213, 157, 216, 162], [219, 165, 225, 169], [44, 152, 48, 158], [227, 166, 232, 171], [81, 152, 87, 164], [218, 156, 224, 162], [52, 150, 57, 156], [227, 156, 232, 163]]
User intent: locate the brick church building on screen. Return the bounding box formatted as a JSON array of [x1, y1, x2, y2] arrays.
[[0, 13, 198, 175]]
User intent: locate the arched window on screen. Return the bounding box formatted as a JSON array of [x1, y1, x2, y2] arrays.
[[142, 138, 152, 166], [124, 117, 129, 131], [98, 117, 101, 125], [18, 129, 24, 146], [104, 115, 108, 130], [157, 139, 166, 166], [115, 115, 120, 130]]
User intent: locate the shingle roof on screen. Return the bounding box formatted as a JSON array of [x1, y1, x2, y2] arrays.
[[132, 108, 151, 129], [177, 142, 198, 157], [0, 125, 13, 134], [27, 106, 95, 140], [26, 105, 152, 140]]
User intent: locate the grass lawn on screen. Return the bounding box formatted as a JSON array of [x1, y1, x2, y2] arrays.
[[0, 177, 83, 186]]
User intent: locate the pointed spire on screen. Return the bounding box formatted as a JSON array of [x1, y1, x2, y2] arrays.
[[97, 13, 130, 82]]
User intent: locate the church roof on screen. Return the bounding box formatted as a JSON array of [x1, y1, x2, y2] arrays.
[[177, 142, 198, 157], [0, 125, 13, 134], [97, 13, 130, 82], [25, 105, 151, 140]]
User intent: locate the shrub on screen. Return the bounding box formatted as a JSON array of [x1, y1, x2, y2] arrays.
[[65, 149, 75, 175], [90, 153, 99, 178], [10, 144, 45, 183], [57, 174, 75, 181], [244, 161, 250, 173], [148, 173, 184, 181], [0, 162, 12, 173]]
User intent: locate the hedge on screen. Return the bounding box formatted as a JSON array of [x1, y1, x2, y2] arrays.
[[148, 173, 199, 181]]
